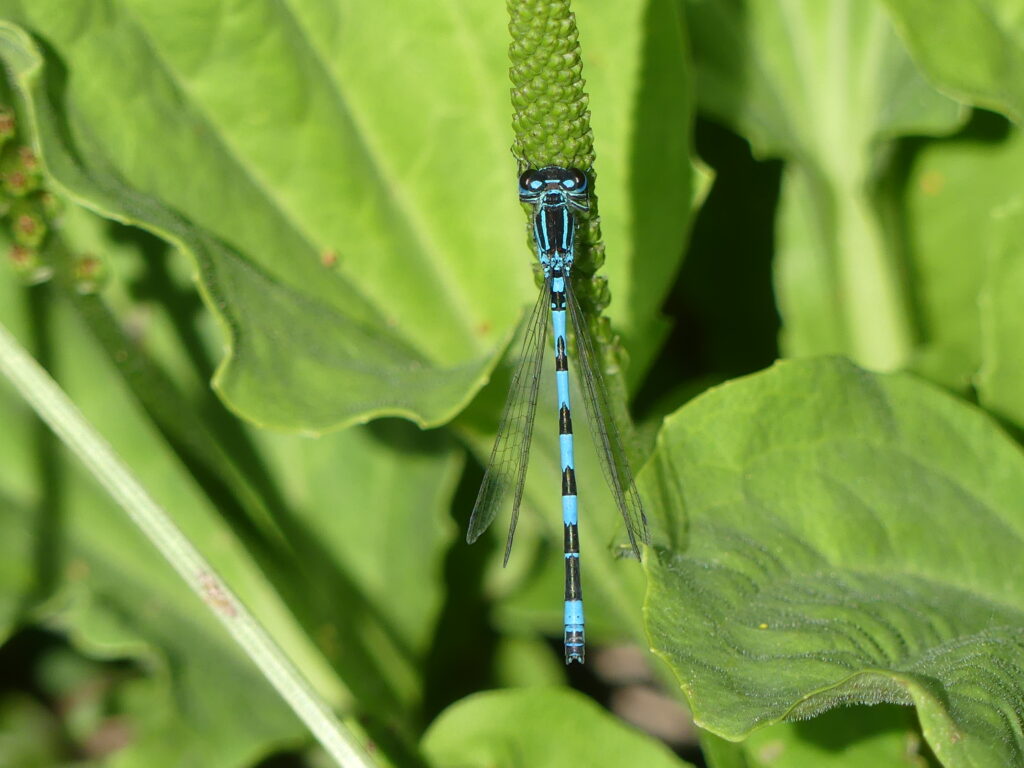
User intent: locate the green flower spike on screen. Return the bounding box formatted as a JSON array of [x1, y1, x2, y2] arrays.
[[10, 197, 47, 248], [0, 144, 41, 197], [0, 101, 66, 283], [508, 0, 612, 339]]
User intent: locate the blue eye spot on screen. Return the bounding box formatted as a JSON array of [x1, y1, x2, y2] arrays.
[[530, 179, 543, 189], [562, 178, 576, 189]]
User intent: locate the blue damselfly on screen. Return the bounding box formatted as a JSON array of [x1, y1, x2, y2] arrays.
[[467, 166, 648, 664]]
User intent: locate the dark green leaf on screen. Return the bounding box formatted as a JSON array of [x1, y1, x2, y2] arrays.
[[646, 357, 1024, 768]]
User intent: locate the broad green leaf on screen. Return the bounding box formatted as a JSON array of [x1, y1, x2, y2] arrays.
[[421, 687, 693, 768], [0, 0, 691, 432], [0, 14, 492, 432], [254, 420, 462, 662], [979, 202, 1024, 431], [98, 197, 463, 689], [645, 357, 1024, 768], [686, 0, 964, 370], [882, 0, 1024, 121]]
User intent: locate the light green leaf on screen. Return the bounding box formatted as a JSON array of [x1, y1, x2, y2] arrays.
[[0, 4, 502, 431], [646, 357, 1024, 768], [493, 635, 567, 688], [686, 0, 964, 370], [421, 687, 693, 768], [979, 202, 1024, 431], [900, 117, 1024, 392], [897, 114, 1024, 402], [882, 0, 1024, 121], [254, 420, 462, 663]]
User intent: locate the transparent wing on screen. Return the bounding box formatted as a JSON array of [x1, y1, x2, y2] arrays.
[[467, 280, 551, 565], [564, 277, 649, 558]]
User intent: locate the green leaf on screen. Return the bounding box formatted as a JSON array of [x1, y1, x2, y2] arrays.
[[645, 357, 1024, 768], [0, 0, 689, 432], [0, 5, 501, 431], [686, 0, 964, 370], [897, 113, 1024, 403], [421, 687, 694, 768], [253, 420, 462, 665], [882, 0, 1024, 121], [900, 117, 1022, 392], [978, 202, 1024, 431]]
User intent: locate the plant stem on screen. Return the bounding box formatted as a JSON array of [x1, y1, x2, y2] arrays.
[[0, 320, 377, 768]]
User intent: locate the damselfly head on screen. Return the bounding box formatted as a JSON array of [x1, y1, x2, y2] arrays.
[[518, 166, 589, 205]]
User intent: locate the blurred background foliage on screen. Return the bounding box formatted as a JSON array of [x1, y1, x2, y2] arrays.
[[0, 1, 1023, 767]]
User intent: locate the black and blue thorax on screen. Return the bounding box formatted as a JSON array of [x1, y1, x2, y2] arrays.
[[518, 166, 589, 278]]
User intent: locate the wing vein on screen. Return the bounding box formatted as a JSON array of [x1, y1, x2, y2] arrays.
[[565, 277, 649, 557], [467, 280, 552, 565]]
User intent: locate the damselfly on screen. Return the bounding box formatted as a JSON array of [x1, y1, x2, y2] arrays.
[[466, 166, 649, 664]]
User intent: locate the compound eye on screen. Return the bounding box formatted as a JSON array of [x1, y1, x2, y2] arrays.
[[519, 170, 543, 191], [564, 168, 587, 192]]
